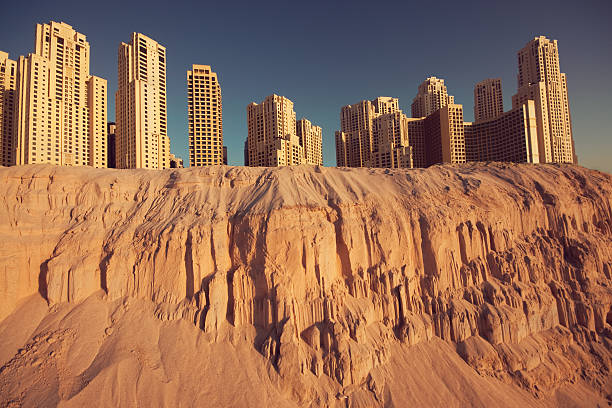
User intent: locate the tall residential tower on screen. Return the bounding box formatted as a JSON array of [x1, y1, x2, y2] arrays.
[[246, 94, 305, 167], [13, 22, 107, 167], [411, 77, 455, 118], [187, 64, 223, 166], [512, 36, 575, 164], [116, 33, 169, 169], [474, 78, 503, 122], [0, 52, 17, 166]]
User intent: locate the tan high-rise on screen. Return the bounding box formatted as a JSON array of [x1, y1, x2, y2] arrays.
[[465, 100, 539, 163], [474, 78, 503, 122], [187, 64, 223, 166], [411, 77, 455, 118], [512, 36, 574, 164], [296, 118, 322, 165], [13, 22, 107, 167], [0, 52, 17, 166], [423, 104, 466, 165], [335, 97, 399, 167], [116, 33, 169, 169], [87, 76, 107, 168], [369, 111, 413, 168], [246, 94, 305, 167]]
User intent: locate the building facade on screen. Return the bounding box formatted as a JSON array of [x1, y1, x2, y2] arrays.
[[296, 118, 322, 165], [246, 94, 305, 167], [12, 22, 107, 167], [411, 77, 455, 118], [0, 52, 17, 166], [87, 75, 107, 167], [512, 36, 575, 164], [187, 64, 223, 166], [423, 104, 466, 166], [169, 153, 184, 168], [335, 97, 399, 167], [465, 100, 539, 164], [107, 122, 116, 168], [474, 78, 503, 122], [116, 33, 169, 169], [368, 110, 413, 168]]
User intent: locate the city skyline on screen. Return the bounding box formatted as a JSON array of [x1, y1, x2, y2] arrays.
[[1, 0, 610, 172]]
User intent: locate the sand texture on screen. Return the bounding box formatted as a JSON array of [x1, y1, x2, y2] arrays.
[[1, 162, 612, 407]]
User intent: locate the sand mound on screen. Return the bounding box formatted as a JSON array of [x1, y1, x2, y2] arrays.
[[1, 163, 612, 407]]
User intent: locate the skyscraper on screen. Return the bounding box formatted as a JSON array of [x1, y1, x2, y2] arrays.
[[187, 64, 223, 166], [411, 77, 455, 118], [246, 95, 305, 167], [423, 104, 466, 166], [116, 33, 169, 169], [369, 111, 413, 168], [296, 118, 322, 165], [474, 78, 503, 122], [87, 76, 107, 168], [512, 36, 575, 164], [13, 22, 107, 167], [335, 97, 399, 167], [465, 100, 539, 164], [0, 51, 17, 166]]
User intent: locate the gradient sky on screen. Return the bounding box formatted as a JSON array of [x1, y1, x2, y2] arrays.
[[1, 0, 610, 172]]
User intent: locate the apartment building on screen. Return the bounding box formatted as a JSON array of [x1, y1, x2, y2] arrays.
[[512, 36, 575, 164], [187, 64, 223, 166], [474, 78, 503, 122], [116, 33, 169, 169]]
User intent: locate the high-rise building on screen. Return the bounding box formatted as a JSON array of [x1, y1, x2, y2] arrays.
[[465, 100, 539, 164], [13, 22, 107, 167], [411, 77, 455, 118], [0, 51, 17, 166], [423, 104, 466, 166], [369, 111, 413, 168], [335, 97, 399, 167], [512, 36, 575, 164], [406, 118, 426, 168], [116, 33, 169, 169], [107, 122, 116, 168], [246, 94, 306, 167], [187, 64, 223, 166], [87, 76, 107, 168], [296, 118, 322, 165], [474, 78, 503, 122]]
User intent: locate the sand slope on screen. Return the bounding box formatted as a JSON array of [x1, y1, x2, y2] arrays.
[[1, 163, 612, 407]]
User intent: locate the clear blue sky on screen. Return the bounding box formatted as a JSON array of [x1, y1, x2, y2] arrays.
[[1, 0, 610, 172]]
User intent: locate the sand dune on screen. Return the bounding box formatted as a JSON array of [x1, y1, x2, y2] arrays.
[[1, 163, 611, 407]]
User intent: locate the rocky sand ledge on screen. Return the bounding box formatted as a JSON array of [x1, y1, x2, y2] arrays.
[[1, 163, 612, 407]]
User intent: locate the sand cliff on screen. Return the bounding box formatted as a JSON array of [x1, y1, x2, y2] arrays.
[[1, 163, 612, 407]]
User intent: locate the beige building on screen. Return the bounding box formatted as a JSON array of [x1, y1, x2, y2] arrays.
[[12, 22, 107, 167], [296, 118, 322, 165], [187, 64, 223, 166], [116, 32, 169, 169], [0, 52, 17, 166], [169, 153, 184, 168], [368, 110, 413, 168], [335, 97, 399, 167], [411, 76, 455, 118], [512, 36, 575, 164], [87, 76, 107, 167], [474, 78, 503, 122], [465, 100, 539, 163], [246, 94, 305, 167], [423, 104, 466, 166]]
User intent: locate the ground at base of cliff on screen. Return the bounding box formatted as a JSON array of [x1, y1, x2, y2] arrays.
[[0, 293, 609, 407]]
